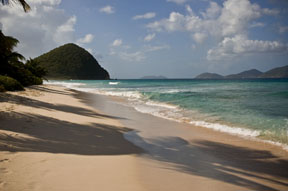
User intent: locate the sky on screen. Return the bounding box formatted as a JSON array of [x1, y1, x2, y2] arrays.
[[1, 0, 288, 78]]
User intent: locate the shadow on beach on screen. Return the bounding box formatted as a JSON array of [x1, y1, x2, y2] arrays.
[[125, 132, 288, 191], [0, 112, 141, 155], [0, 91, 126, 120], [0, 87, 139, 155]]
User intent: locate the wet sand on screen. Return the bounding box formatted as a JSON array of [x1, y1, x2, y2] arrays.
[[0, 85, 288, 191], [81, 90, 288, 191]]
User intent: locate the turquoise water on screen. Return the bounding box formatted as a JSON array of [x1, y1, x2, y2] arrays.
[[48, 79, 288, 145]]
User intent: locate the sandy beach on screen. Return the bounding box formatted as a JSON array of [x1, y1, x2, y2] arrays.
[[1, 85, 288, 191]]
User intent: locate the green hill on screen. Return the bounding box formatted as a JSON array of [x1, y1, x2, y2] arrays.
[[226, 69, 263, 79], [34, 43, 110, 80], [260, 65, 288, 78], [194, 66, 288, 79], [195, 72, 223, 79]]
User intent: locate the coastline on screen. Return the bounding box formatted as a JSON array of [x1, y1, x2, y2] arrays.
[[0, 84, 288, 190], [49, 80, 288, 151]]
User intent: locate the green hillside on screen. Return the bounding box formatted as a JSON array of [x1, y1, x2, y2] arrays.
[[34, 43, 110, 80], [195, 73, 224, 79]]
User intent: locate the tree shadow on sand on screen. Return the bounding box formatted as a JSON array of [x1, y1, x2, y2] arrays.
[[0, 112, 141, 155], [0, 92, 126, 120], [125, 132, 288, 190], [29, 85, 72, 95]]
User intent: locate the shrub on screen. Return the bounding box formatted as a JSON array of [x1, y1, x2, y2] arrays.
[[8, 62, 43, 86], [25, 58, 47, 78], [0, 85, 5, 92], [0, 75, 24, 91]]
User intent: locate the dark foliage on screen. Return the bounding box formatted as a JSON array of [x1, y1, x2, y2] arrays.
[[0, 75, 24, 91], [6, 61, 43, 86], [0, 85, 5, 92], [0, 30, 46, 90], [34, 43, 110, 80], [25, 58, 47, 78]]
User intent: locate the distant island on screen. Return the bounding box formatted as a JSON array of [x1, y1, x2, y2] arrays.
[[34, 43, 110, 80], [195, 65, 288, 79], [141, 75, 168, 79]]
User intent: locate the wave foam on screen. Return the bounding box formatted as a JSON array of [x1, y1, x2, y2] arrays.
[[190, 120, 260, 137], [44, 81, 85, 89], [109, 82, 119, 85]]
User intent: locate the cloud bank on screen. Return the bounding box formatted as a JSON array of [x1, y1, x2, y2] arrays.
[[147, 0, 286, 61], [0, 0, 93, 58]]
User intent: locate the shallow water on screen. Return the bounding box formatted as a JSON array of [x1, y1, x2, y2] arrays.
[[46, 79, 288, 145]]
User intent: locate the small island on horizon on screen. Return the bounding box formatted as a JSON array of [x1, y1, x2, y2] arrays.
[[140, 75, 168, 79], [194, 65, 288, 79]]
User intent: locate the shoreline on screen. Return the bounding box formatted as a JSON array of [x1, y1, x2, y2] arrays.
[[77, 87, 288, 155], [1, 84, 288, 190], [72, 85, 288, 190], [50, 80, 288, 152]]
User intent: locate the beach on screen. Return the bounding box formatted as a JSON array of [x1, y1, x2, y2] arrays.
[[0, 84, 288, 191]]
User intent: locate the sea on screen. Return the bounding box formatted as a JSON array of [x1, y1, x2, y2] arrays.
[[46, 79, 288, 149]]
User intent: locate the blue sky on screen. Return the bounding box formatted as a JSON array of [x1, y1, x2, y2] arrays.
[[1, 0, 288, 78]]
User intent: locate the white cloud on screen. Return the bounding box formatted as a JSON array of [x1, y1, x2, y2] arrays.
[[207, 35, 288, 60], [110, 43, 169, 62], [193, 33, 207, 44], [147, 0, 265, 36], [185, 5, 193, 15], [30, 0, 61, 6], [201, 2, 221, 19], [147, 12, 188, 32], [99, 5, 114, 14], [114, 46, 170, 62], [147, 0, 285, 61], [219, 0, 261, 36], [77, 34, 94, 44], [54, 15, 76, 44], [144, 33, 156, 42], [167, 0, 187, 4], [133, 12, 156, 20], [111, 39, 122, 47], [118, 51, 146, 62], [0, 0, 81, 58], [144, 44, 170, 52], [0, 0, 95, 58]]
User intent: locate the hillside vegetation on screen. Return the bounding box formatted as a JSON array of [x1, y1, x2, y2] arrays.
[[34, 43, 110, 80]]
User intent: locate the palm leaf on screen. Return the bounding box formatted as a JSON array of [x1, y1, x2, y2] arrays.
[[1, 0, 31, 12], [17, 0, 30, 12]]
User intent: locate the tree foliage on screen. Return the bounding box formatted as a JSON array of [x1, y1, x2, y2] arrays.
[[0, 75, 24, 91], [25, 58, 47, 78], [0, 30, 46, 91]]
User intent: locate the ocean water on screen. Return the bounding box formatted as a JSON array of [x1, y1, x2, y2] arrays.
[[46, 79, 288, 147]]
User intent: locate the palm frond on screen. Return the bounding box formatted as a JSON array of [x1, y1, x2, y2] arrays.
[[8, 52, 25, 61], [1, 0, 31, 12], [17, 0, 30, 12]]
